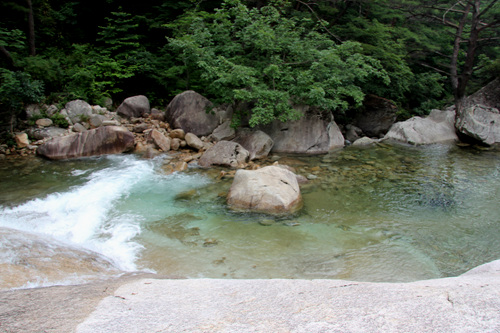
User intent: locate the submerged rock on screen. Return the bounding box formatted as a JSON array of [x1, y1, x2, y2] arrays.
[[227, 165, 303, 215], [37, 126, 135, 160]]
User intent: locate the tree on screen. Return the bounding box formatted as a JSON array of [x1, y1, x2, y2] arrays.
[[167, 0, 389, 127], [403, 0, 500, 111]]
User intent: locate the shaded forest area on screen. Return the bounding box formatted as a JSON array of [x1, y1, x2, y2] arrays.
[[0, 0, 498, 134]]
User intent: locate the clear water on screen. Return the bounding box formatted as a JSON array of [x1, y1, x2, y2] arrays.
[[1, 143, 500, 289]]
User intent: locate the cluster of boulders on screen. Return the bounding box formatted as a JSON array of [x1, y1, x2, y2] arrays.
[[2, 78, 498, 214]]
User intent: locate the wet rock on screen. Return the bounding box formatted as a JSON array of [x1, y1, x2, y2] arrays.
[[455, 105, 500, 145], [37, 126, 135, 160], [165, 91, 219, 137], [352, 137, 379, 146], [116, 95, 150, 118], [259, 219, 275, 226], [227, 165, 303, 215], [354, 94, 398, 137], [163, 161, 188, 174], [199, 141, 249, 168]]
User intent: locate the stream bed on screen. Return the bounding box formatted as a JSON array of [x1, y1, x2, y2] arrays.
[[1, 142, 500, 289]]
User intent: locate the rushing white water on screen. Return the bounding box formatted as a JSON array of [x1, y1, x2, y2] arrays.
[[0, 155, 210, 276]]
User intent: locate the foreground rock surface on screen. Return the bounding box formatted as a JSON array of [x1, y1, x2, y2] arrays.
[[227, 165, 303, 214], [2, 260, 498, 333], [37, 126, 135, 160]]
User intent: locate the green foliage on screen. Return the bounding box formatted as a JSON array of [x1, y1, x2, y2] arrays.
[[50, 113, 69, 128], [168, 0, 390, 126]]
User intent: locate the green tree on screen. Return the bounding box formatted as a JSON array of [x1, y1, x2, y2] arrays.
[[168, 0, 389, 127]]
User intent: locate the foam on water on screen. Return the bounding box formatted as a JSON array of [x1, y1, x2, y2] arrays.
[[0, 155, 209, 273]]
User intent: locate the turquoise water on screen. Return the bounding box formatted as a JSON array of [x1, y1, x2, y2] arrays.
[[1, 143, 500, 288]]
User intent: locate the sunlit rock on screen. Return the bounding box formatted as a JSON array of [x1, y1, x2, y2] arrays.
[[227, 165, 303, 215]]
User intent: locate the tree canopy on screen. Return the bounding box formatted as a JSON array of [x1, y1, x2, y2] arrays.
[[0, 0, 498, 130]]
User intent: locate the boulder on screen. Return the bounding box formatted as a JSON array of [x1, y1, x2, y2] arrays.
[[354, 95, 398, 137], [232, 128, 273, 160], [150, 108, 165, 121], [35, 118, 53, 128], [344, 124, 363, 143], [89, 114, 107, 128], [15, 132, 29, 148], [198, 141, 249, 168], [165, 91, 219, 137], [37, 126, 135, 160], [455, 79, 500, 145], [25, 104, 42, 119], [170, 129, 186, 140], [72, 123, 87, 133], [29, 127, 67, 140], [227, 166, 303, 215], [65, 100, 93, 124], [210, 120, 236, 142], [43, 104, 58, 117], [455, 105, 500, 145], [148, 129, 171, 152], [133, 123, 150, 133], [185, 133, 204, 151], [384, 109, 458, 145], [352, 137, 379, 146], [116, 95, 150, 118], [260, 106, 344, 154]]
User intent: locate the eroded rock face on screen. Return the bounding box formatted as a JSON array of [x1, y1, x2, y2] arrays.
[[198, 141, 249, 168], [227, 166, 303, 215], [232, 128, 273, 160], [384, 109, 458, 145], [116, 95, 150, 118], [455, 105, 500, 145], [37, 126, 135, 160], [260, 106, 344, 154], [165, 91, 219, 137]]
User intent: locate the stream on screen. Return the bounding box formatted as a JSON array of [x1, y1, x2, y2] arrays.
[[1, 142, 500, 289]]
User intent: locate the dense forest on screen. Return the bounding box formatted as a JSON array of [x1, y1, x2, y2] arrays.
[[0, 0, 498, 134]]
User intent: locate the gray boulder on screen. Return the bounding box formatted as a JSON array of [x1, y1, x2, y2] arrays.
[[261, 106, 344, 154], [232, 128, 274, 160], [455, 105, 500, 145], [165, 91, 219, 137], [227, 166, 303, 215], [198, 141, 249, 168], [37, 126, 135, 160], [89, 114, 107, 128], [65, 100, 93, 124], [185, 133, 204, 151], [210, 120, 235, 142], [455, 79, 500, 145], [384, 109, 458, 144], [29, 126, 67, 140], [116, 95, 150, 118]]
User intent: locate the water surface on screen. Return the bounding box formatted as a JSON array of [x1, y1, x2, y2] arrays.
[[1, 143, 499, 289]]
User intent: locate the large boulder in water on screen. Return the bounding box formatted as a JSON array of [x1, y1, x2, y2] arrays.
[[116, 95, 150, 118], [260, 106, 344, 154], [227, 166, 303, 215], [165, 91, 219, 137], [37, 126, 135, 160], [384, 109, 458, 144], [198, 141, 249, 168]]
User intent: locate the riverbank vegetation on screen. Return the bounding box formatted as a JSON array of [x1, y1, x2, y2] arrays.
[[0, 0, 498, 132]]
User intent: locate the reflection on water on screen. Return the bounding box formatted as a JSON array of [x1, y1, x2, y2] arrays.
[[1, 143, 500, 289]]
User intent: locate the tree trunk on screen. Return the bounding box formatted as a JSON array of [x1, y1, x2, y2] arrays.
[[26, 0, 36, 56]]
